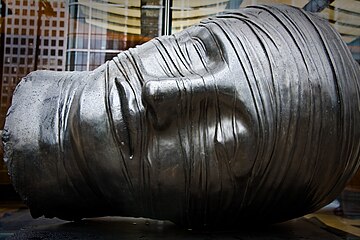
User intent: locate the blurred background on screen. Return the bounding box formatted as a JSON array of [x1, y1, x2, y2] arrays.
[[0, 0, 359, 204]]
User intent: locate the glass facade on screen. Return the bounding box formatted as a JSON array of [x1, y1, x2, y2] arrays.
[[65, 0, 360, 73], [66, 0, 163, 71], [0, 0, 68, 184], [0, 0, 359, 185], [0, 0, 67, 127]]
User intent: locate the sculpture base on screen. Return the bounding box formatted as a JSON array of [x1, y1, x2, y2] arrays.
[[0, 203, 358, 240]]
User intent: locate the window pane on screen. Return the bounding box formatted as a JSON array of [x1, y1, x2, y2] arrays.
[[66, 0, 162, 71]]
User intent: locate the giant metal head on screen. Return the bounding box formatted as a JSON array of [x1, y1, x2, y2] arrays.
[[3, 5, 360, 228]]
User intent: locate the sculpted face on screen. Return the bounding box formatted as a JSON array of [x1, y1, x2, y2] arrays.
[[3, 5, 360, 228]]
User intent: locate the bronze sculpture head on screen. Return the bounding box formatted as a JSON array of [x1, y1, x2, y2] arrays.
[[3, 5, 360, 228]]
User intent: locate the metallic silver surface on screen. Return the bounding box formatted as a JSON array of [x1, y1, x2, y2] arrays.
[[3, 5, 360, 228]]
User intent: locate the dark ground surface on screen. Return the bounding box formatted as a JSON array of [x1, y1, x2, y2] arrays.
[[0, 207, 358, 240]]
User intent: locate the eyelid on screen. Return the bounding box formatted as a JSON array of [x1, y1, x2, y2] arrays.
[[190, 36, 209, 71], [188, 26, 227, 71], [191, 36, 207, 55]]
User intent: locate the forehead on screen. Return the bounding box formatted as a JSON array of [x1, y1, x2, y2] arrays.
[[133, 23, 228, 79], [134, 8, 281, 81]]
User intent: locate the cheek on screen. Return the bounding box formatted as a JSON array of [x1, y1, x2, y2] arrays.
[[212, 103, 257, 178], [151, 95, 256, 175]]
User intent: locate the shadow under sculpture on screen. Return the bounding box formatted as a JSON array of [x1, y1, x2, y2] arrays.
[[3, 5, 360, 228]]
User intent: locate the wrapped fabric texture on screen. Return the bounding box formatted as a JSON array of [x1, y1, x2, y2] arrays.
[[3, 5, 360, 228]]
